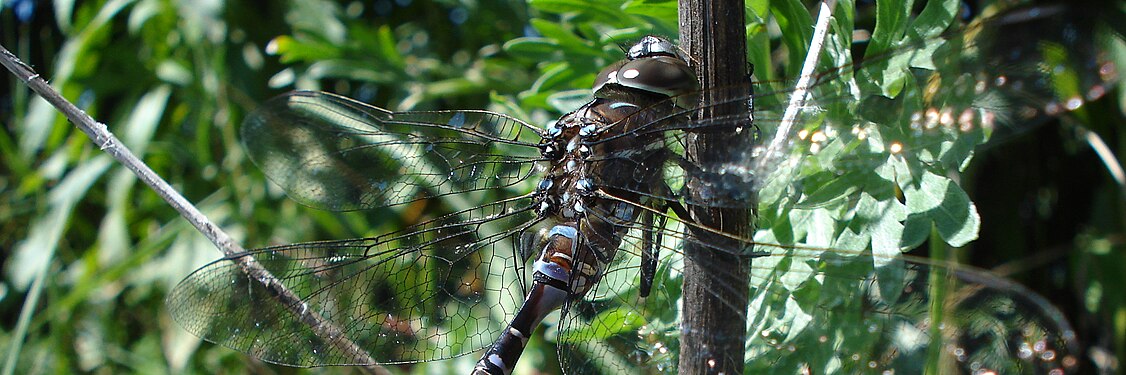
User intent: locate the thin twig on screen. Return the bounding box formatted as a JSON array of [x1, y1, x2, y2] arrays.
[[0, 43, 386, 374], [1079, 125, 1126, 236], [757, 1, 834, 171], [1082, 126, 1126, 191]]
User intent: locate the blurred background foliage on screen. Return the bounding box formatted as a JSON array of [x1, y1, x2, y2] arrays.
[[0, 0, 1124, 374]]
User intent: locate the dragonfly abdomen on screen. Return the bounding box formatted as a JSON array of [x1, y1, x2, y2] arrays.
[[473, 225, 581, 374], [472, 35, 699, 373]]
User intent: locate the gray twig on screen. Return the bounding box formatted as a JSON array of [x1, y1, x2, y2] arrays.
[[758, 1, 835, 172], [0, 43, 385, 375]]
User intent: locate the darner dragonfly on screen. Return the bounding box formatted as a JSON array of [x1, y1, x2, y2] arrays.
[[167, 3, 1117, 374]]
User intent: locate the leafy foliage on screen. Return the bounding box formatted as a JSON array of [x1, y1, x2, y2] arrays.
[[1, 0, 1123, 374]]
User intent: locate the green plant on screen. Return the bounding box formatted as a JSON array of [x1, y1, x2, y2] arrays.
[[2, 0, 1122, 374]]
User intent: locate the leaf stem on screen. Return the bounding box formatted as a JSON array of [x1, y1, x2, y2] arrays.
[[925, 225, 948, 375]]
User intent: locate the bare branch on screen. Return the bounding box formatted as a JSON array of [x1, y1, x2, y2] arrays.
[[758, 1, 835, 172], [0, 43, 386, 375]]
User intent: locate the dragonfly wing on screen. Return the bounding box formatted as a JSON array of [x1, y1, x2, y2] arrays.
[[742, 246, 1078, 374], [590, 4, 1116, 212], [552, 211, 681, 375], [548, 211, 1077, 373], [167, 196, 541, 366], [242, 90, 545, 211]]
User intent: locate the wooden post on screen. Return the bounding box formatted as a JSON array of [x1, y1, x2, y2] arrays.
[[677, 1, 752, 374]]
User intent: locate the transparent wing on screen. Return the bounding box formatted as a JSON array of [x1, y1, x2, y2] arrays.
[[553, 6, 1112, 373], [586, 4, 1116, 211], [171, 3, 1117, 373], [166, 196, 541, 366], [242, 90, 545, 211], [553, 206, 1077, 374]]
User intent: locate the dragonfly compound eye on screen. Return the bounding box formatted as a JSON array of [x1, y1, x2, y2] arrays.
[[613, 57, 698, 97], [592, 60, 627, 94]]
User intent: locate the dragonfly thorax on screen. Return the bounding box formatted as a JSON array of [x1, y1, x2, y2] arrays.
[[534, 35, 698, 234]]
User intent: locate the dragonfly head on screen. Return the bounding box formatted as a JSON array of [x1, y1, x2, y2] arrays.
[[627, 35, 683, 61], [594, 36, 699, 105]]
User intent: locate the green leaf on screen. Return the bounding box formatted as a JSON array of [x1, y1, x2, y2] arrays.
[[546, 90, 594, 114], [769, 0, 814, 75], [530, 0, 630, 26], [9, 156, 113, 289], [623, 1, 677, 32], [902, 171, 980, 247], [529, 20, 607, 62], [867, 0, 913, 56], [270, 35, 343, 63], [559, 307, 646, 341], [505, 37, 562, 59], [907, 0, 961, 42], [795, 171, 866, 209], [858, 0, 960, 97], [855, 192, 907, 263]]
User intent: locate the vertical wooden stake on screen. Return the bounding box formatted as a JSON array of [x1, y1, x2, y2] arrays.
[[678, 1, 751, 374]]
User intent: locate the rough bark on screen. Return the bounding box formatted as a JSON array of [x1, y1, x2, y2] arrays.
[[677, 1, 753, 374]]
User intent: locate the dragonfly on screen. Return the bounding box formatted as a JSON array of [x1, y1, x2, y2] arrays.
[[167, 3, 1117, 374]]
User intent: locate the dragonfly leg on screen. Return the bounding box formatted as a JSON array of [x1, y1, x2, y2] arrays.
[[669, 153, 757, 208], [638, 210, 664, 298], [658, 182, 768, 258], [666, 199, 695, 224]]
